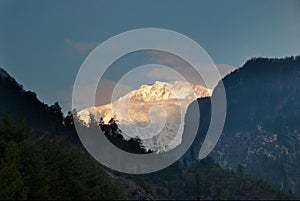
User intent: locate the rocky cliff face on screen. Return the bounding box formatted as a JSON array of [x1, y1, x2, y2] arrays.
[[207, 57, 300, 194]]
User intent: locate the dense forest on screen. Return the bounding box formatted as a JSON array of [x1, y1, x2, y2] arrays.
[[0, 114, 126, 200], [0, 113, 295, 200]]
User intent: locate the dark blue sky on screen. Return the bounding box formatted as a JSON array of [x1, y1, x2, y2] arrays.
[[0, 0, 299, 112]]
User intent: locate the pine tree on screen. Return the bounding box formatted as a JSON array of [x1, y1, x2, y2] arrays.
[[0, 142, 28, 200]]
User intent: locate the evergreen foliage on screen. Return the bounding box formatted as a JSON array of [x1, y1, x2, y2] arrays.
[[0, 114, 126, 200]]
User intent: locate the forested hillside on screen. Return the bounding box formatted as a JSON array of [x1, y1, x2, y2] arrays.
[[186, 56, 300, 195]]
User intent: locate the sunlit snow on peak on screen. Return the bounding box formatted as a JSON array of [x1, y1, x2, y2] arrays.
[[78, 81, 211, 152]]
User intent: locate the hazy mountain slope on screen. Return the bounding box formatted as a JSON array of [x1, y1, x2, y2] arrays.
[[204, 56, 300, 195]]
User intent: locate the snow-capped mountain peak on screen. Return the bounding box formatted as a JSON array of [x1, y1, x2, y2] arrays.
[[130, 81, 211, 101], [78, 81, 211, 152]]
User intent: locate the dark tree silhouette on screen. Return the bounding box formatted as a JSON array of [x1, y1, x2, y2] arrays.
[[98, 116, 151, 154]]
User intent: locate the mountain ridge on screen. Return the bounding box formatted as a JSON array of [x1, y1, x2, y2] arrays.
[[185, 56, 300, 195]]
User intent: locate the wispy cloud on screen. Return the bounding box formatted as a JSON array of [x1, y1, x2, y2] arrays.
[[72, 79, 134, 111], [65, 39, 98, 55], [147, 51, 235, 89]]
